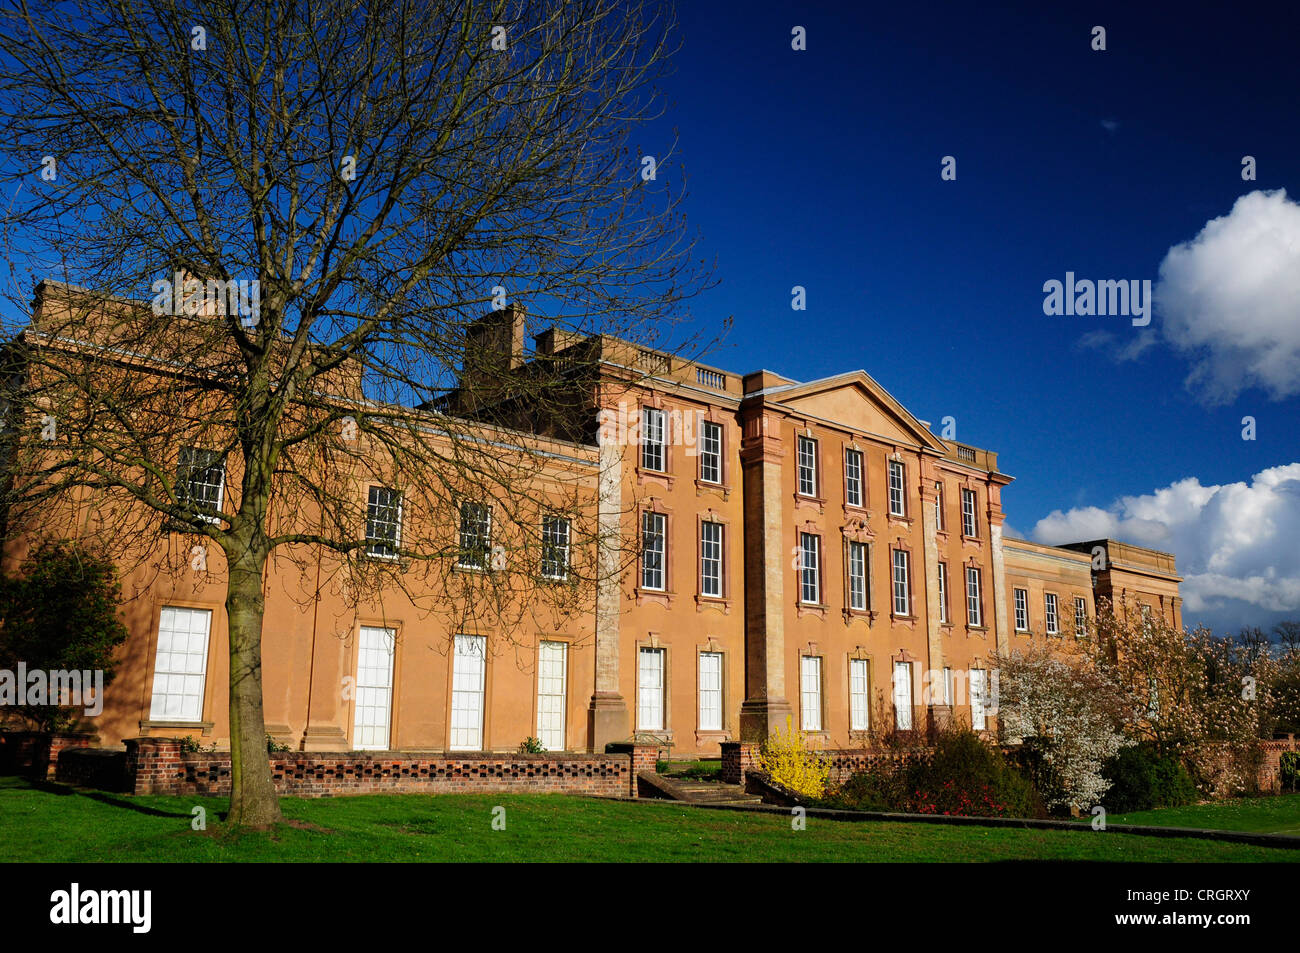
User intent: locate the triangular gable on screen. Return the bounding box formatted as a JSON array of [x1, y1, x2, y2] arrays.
[[767, 371, 946, 453]]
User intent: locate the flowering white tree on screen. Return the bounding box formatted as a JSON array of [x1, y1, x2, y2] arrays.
[[994, 640, 1129, 812]]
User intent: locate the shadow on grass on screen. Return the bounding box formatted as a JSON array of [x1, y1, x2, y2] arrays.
[[11, 776, 204, 820]]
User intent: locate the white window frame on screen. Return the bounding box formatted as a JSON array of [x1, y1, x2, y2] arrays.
[[699, 421, 722, 485], [938, 561, 949, 624], [149, 606, 212, 723], [456, 500, 490, 569], [365, 486, 403, 559], [844, 448, 864, 507], [888, 459, 906, 517], [352, 625, 396, 750], [177, 447, 225, 523], [800, 656, 823, 732], [540, 514, 571, 580], [637, 647, 666, 731], [1014, 588, 1029, 632], [970, 668, 988, 730], [1074, 596, 1088, 638], [892, 548, 910, 616], [700, 521, 723, 598], [893, 661, 913, 731], [450, 634, 487, 750], [698, 651, 723, 732], [934, 481, 944, 531], [799, 532, 820, 604], [536, 640, 567, 751], [961, 487, 977, 538], [847, 540, 867, 611], [943, 666, 954, 707], [641, 511, 666, 591], [1045, 592, 1059, 635], [641, 407, 666, 472], [849, 658, 870, 731], [966, 565, 983, 627], [797, 435, 818, 497]]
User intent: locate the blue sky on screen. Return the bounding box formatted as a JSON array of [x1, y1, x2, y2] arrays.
[[644, 1, 1300, 635]]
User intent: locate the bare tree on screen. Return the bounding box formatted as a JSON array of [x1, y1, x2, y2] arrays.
[[0, 0, 710, 828]]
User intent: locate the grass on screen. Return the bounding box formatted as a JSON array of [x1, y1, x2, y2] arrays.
[[0, 776, 1297, 862], [659, 759, 722, 780], [1090, 793, 1300, 836]]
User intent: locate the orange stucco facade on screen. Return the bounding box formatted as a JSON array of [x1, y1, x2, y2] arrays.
[[2, 286, 1184, 757]]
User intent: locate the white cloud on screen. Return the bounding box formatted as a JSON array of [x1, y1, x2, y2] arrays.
[[1155, 189, 1300, 404], [1031, 464, 1300, 622]]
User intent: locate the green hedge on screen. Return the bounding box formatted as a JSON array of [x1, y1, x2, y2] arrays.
[[1102, 744, 1198, 813]]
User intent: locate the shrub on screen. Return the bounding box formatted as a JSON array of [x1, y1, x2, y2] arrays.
[[1281, 751, 1300, 793], [266, 734, 290, 753], [822, 729, 1044, 818], [1102, 744, 1197, 813], [756, 717, 830, 800], [907, 728, 1043, 818], [517, 736, 545, 754]]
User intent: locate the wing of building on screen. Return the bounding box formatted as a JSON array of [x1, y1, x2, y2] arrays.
[[0, 286, 1183, 755]]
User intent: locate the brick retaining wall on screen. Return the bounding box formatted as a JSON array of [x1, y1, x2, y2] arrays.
[[119, 738, 658, 798], [721, 741, 934, 785]]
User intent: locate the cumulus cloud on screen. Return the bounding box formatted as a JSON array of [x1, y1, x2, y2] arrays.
[[1031, 463, 1300, 623], [1155, 189, 1300, 404]]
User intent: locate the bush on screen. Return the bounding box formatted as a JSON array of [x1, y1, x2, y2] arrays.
[[1102, 744, 1198, 813], [517, 736, 545, 754], [756, 717, 830, 800], [822, 729, 1045, 818], [1279, 751, 1299, 793]]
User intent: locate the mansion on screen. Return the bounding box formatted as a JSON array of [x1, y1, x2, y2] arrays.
[[1, 283, 1183, 758]]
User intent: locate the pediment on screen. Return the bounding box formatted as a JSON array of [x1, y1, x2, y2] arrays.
[[774, 372, 945, 452]]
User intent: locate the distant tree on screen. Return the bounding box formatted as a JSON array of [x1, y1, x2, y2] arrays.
[[0, 541, 129, 732], [994, 639, 1129, 813]]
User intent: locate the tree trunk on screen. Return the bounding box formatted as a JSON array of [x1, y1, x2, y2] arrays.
[[224, 543, 282, 828]]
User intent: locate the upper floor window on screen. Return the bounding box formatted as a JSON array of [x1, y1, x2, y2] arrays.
[[847, 540, 867, 611], [365, 486, 402, 558], [799, 532, 821, 604], [961, 487, 978, 537], [456, 500, 490, 568], [540, 514, 570, 580], [700, 521, 724, 598], [966, 566, 983, 626], [892, 549, 910, 616], [1014, 588, 1028, 632], [797, 436, 818, 497], [844, 449, 864, 507], [699, 421, 722, 484], [888, 460, 906, 517], [1074, 596, 1088, 638], [641, 511, 666, 590], [641, 408, 665, 472], [1045, 592, 1059, 635], [177, 447, 225, 522], [937, 561, 949, 624], [934, 481, 944, 531]]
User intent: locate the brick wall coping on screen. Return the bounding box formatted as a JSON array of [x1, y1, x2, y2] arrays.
[[126, 738, 646, 761]]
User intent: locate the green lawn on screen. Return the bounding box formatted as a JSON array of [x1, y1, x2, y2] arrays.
[[1, 776, 1296, 862], [1094, 794, 1300, 836]]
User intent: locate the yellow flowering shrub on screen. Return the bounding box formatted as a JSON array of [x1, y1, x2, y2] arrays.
[[757, 717, 831, 799]]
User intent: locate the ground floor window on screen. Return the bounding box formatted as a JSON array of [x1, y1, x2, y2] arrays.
[[450, 634, 487, 750], [536, 640, 567, 751], [849, 658, 870, 731], [149, 606, 212, 723], [638, 647, 666, 731], [353, 625, 396, 750], [698, 651, 722, 731], [893, 660, 913, 730], [970, 668, 988, 730], [800, 656, 823, 731]]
